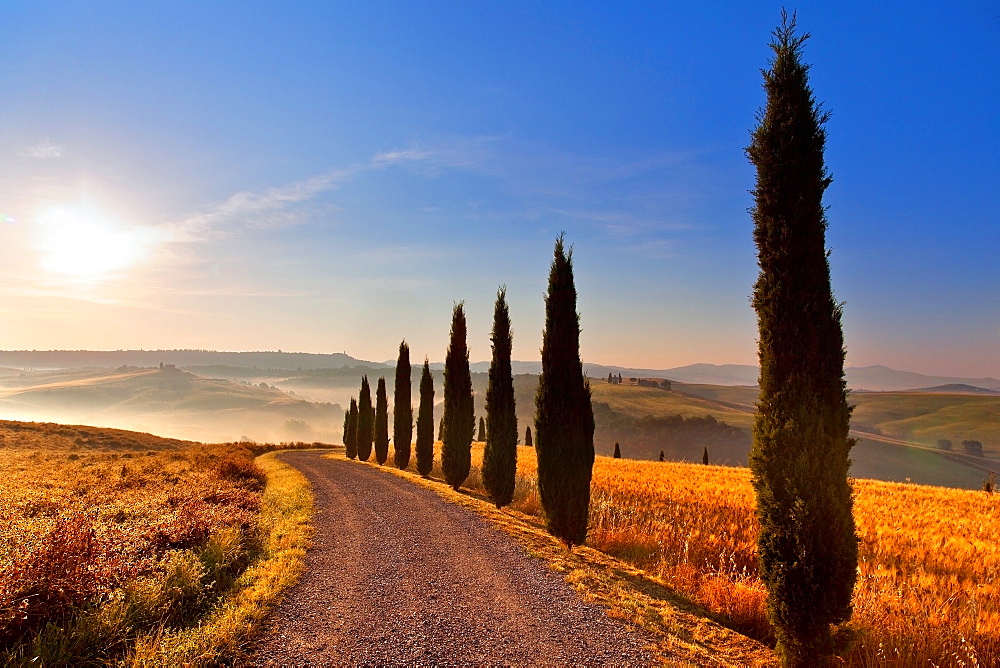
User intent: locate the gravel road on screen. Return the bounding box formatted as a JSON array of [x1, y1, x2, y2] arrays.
[[249, 451, 656, 666]]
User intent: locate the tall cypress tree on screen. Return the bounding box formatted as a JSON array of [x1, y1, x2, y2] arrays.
[[374, 376, 389, 465], [483, 286, 517, 509], [747, 12, 857, 665], [356, 375, 373, 462], [415, 358, 435, 476], [525, 426, 532, 448], [393, 340, 413, 469], [442, 302, 474, 491], [478, 416, 486, 442], [535, 234, 595, 548], [345, 397, 358, 460]]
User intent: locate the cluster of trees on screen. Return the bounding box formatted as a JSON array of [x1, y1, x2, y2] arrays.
[[607, 372, 623, 384], [937, 438, 985, 457]]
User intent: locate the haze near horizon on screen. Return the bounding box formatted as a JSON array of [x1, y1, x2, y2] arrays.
[[0, 2, 996, 378]]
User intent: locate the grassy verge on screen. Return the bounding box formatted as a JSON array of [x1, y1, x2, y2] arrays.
[[125, 449, 315, 666], [331, 450, 775, 667]]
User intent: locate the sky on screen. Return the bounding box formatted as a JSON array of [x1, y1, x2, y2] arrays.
[[0, 1, 997, 378]]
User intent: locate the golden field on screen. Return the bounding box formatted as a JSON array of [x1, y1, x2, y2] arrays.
[[0, 420, 314, 665], [455, 443, 998, 666]]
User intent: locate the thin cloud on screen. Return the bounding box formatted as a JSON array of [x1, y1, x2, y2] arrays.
[[23, 140, 64, 159], [178, 167, 361, 238]]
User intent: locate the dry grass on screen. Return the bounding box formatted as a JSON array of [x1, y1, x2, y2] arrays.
[[0, 419, 318, 665], [379, 442, 999, 666]]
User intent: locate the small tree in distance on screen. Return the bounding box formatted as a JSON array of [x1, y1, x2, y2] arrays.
[[703, 446, 709, 465], [356, 376, 374, 461], [393, 340, 413, 469], [483, 286, 517, 509], [535, 234, 595, 548], [442, 302, 474, 490], [613, 442, 621, 459], [525, 426, 533, 447], [415, 358, 435, 476], [374, 377, 389, 465], [478, 416, 486, 442]]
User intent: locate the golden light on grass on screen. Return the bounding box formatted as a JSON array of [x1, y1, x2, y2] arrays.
[[0, 421, 316, 665]]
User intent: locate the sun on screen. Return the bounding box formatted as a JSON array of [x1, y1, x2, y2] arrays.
[[35, 203, 157, 279]]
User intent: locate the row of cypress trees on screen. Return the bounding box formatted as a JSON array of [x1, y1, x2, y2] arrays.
[[339, 236, 593, 548]]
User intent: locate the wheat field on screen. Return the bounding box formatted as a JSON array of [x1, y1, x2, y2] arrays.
[[459, 443, 998, 666]]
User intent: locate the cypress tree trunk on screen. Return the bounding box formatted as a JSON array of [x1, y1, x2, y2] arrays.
[[356, 375, 373, 462], [415, 358, 435, 476], [747, 12, 857, 665], [374, 376, 389, 465], [393, 340, 413, 469], [483, 286, 517, 509], [345, 397, 358, 460], [535, 234, 595, 548], [442, 302, 474, 491]]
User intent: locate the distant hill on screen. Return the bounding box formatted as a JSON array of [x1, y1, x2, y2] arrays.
[[0, 366, 343, 443], [2, 350, 995, 393], [0, 349, 377, 371], [904, 384, 1000, 396]]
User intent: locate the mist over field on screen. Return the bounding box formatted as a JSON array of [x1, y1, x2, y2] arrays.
[[0, 349, 996, 490]]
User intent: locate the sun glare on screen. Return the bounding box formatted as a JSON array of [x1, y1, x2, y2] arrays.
[[35, 203, 158, 279]]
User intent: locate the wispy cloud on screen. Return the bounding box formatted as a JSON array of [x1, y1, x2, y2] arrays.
[[23, 139, 64, 160], [177, 167, 360, 238]]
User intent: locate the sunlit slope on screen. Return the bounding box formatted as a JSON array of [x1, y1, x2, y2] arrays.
[[850, 392, 1000, 452], [0, 367, 342, 443], [590, 381, 993, 489], [674, 382, 999, 452], [590, 383, 754, 427]]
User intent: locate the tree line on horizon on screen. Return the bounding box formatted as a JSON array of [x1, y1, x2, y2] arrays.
[[341, 13, 856, 666]]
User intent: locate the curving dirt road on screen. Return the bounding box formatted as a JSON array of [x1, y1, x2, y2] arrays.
[[249, 451, 656, 666]]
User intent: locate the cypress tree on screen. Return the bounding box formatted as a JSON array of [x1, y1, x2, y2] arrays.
[[374, 376, 389, 465], [342, 410, 350, 447], [438, 416, 444, 441], [442, 302, 474, 490], [525, 426, 532, 447], [356, 375, 373, 461], [393, 341, 413, 469], [613, 442, 621, 459], [659, 450, 664, 462], [535, 234, 595, 548], [747, 12, 857, 664], [478, 416, 486, 442], [608, 372, 613, 384], [483, 286, 517, 509], [702, 446, 709, 466], [415, 358, 435, 476], [345, 398, 358, 460]]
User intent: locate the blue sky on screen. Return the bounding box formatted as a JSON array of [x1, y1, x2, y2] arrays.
[[0, 2, 996, 377]]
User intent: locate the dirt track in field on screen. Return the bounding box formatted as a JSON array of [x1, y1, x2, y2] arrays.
[[248, 451, 657, 666]]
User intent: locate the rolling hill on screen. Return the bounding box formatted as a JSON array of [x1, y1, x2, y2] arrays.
[[0, 366, 342, 443]]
